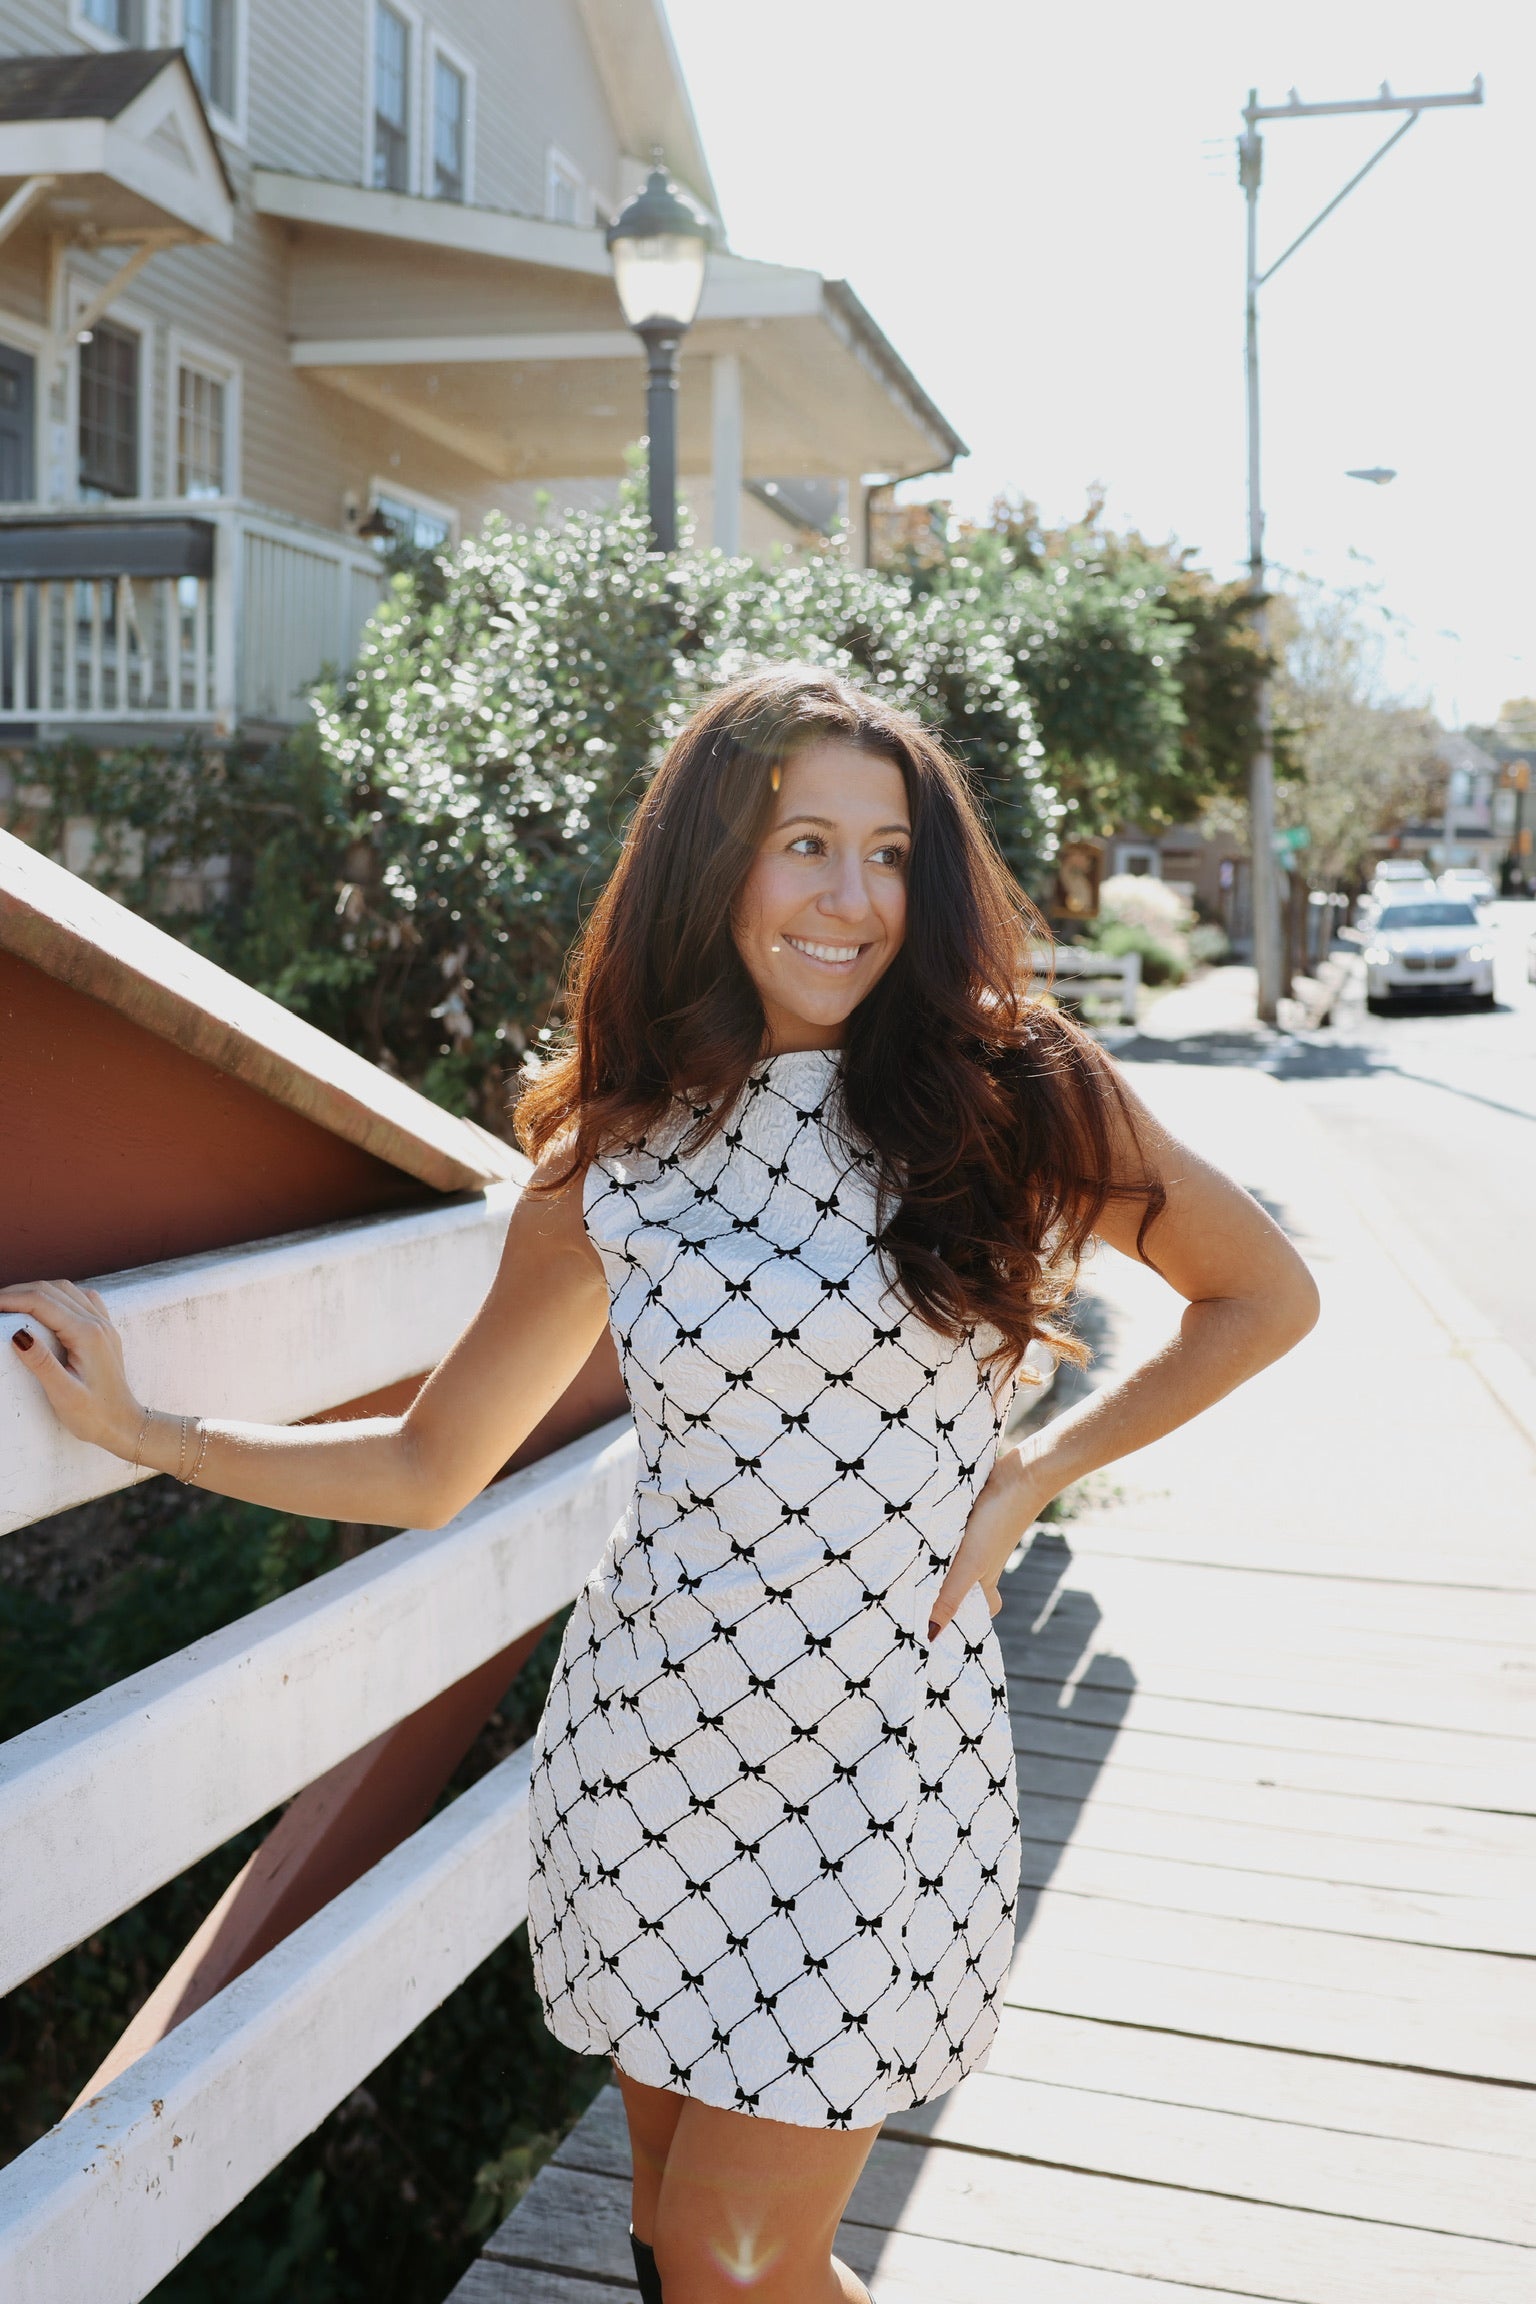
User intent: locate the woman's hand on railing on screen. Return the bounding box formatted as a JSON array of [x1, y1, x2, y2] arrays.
[[2, 1279, 145, 1458], [2, 1165, 614, 1526]]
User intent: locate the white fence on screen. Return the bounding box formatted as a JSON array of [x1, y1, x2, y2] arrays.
[[0, 570, 215, 719], [0, 500, 386, 734], [0, 1184, 633, 2302]]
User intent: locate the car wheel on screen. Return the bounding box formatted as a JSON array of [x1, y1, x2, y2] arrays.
[[1477, 992, 1497, 1008]]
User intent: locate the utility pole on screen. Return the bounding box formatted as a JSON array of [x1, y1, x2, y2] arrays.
[[1239, 75, 1483, 1021]]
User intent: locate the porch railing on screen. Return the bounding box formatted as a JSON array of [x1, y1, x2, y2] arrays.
[[0, 501, 387, 735], [0, 1185, 632, 2302]]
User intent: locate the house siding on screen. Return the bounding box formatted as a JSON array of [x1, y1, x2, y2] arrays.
[[0, 0, 633, 534]]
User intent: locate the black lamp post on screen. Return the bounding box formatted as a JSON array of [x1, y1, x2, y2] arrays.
[[606, 165, 711, 550]]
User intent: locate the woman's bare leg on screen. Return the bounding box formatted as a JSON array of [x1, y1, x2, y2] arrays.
[[650, 2096, 880, 2304], [615, 2067, 686, 2247]]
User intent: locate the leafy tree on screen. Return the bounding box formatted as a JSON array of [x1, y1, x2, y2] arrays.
[[1268, 579, 1444, 887], [897, 489, 1269, 836]]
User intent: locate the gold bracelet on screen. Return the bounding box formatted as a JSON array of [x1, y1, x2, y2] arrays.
[[176, 1413, 190, 1484], [187, 1419, 211, 1486], [130, 1406, 151, 1477]]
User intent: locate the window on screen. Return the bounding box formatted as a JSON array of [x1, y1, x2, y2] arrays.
[[373, 3, 411, 192], [546, 149, 584, 225], [368, 487, 453, 552], [184, 0, 238, 120], [79, 0, 144, 41], [432, 53, 466, 200], [177, 365, 226, 496], [78, 321, 140, 499]]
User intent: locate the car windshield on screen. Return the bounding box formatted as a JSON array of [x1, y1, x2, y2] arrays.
[[1378, 903, 1480, 930]]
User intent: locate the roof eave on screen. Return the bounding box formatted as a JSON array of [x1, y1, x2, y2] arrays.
[[822, 278, 968, 476]]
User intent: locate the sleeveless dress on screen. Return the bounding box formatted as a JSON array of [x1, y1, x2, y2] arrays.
[[526, 1049, 1022, 2130]]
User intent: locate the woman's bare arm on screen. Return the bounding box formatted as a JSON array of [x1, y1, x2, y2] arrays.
[[0, 1166, 611, 1532], [929, 1078, 1319, 1637]]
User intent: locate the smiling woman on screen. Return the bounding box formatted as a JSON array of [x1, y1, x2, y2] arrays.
[[4, 664, 1318, 2304], [517, 666, 1155, 1382]]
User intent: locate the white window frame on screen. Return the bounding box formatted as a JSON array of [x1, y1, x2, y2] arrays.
[[365, 0, 422, 197], [424, 30, 474, 205], [172, 0, 248, 144], [366, 475, 458, 550], [70, 0, 158, 54], [167, 330, 242, 501], [67, 276, 156, 504], [545, 144, 587, 227]]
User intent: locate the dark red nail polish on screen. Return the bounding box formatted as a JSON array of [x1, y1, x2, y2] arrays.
[[12, 1328, 34, 1352], [926, 1617, 939, 1641]]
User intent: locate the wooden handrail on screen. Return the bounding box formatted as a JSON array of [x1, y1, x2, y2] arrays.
[[0, 1414, 636, 1994]]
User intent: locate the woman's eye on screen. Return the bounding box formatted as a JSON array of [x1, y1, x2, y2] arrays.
[[872, 844, 909, 869], [788, 835, 824, 856]]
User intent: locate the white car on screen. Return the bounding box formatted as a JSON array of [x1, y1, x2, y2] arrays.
[[1363, 899, 1496, 1008], [1370, 859, 1435, 896], [1438, 867, 1496, 907]]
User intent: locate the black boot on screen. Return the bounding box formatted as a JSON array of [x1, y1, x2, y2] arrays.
[[630, 2229, 664, 2303]]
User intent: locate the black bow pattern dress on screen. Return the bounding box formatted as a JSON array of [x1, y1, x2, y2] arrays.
[[527, 1049, 1021, 2129]]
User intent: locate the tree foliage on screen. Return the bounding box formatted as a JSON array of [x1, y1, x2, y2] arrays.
[[900, 489, 1270, 835], [1269, 579, 1445, 887], [9, 504, 1057, 1131]]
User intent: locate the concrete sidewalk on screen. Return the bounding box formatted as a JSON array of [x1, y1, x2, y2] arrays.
[[455, 1052, 1536, 2304]]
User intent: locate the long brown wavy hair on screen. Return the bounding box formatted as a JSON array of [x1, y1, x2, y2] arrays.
[[517, 665, 1162, 1377]]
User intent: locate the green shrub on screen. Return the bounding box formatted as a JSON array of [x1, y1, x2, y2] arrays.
[[1187, 921, 1231, 965], [1090, 917, 1188, 986]]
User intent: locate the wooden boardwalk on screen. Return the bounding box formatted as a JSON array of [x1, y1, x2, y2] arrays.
[[452, 1062, 1536, 2303]]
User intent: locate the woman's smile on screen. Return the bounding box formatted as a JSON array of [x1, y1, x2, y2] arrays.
[[781, 935, 868, 969]]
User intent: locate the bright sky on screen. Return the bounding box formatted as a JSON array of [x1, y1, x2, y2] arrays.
[[666, 0, 1533, 726]]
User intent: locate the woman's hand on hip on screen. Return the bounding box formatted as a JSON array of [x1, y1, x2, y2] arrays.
[[2, 1280, 142, 1456], [928, 1444, 1054, 1643]]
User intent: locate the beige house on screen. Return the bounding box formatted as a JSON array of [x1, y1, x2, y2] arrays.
[[0, 0, 963, 737]]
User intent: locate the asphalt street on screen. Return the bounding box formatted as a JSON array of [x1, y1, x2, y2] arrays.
[[1278, 901, 1536, 1375]]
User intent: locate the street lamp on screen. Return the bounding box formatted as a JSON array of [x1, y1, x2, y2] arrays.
[[1239, 75, 1482, 1020], [607, 164, 712, 551]]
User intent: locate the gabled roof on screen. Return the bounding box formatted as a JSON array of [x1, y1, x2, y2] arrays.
[[0, 829, 518, 1194], [0, 47, 175, 122], [0, 48, 235, 234]]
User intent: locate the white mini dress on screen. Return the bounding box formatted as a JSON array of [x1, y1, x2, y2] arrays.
[[527, 1049, 1021, 2129]]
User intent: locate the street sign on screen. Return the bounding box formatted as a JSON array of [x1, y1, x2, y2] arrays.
[[1274, 825, 1311, 856]]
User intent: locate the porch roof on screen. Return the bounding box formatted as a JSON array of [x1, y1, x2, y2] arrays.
[[255, 171, 965, 484], [0, 50, 233, 246]]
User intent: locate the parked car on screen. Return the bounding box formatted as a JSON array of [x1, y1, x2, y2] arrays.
[[1439, 867, 1497, 907], [1370, 859, 1435, 894], [1362, 899, 1496, 1009], [1528, 922, 1536, 986]]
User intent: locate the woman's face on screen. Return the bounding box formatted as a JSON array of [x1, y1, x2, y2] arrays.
[[733, 738, 911, 1051]]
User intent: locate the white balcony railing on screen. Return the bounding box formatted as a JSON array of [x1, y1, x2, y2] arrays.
[[0, 501, 387, 735], [0, 1189, 633, 2304]]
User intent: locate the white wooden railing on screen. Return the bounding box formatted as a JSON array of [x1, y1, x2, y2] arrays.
[[0, 569, 216, 720], [0, 501, 386, 735], [0, 1186, 634, 2303]]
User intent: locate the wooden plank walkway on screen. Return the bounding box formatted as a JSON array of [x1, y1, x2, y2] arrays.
[[451, 1062, 1536, 2302]]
